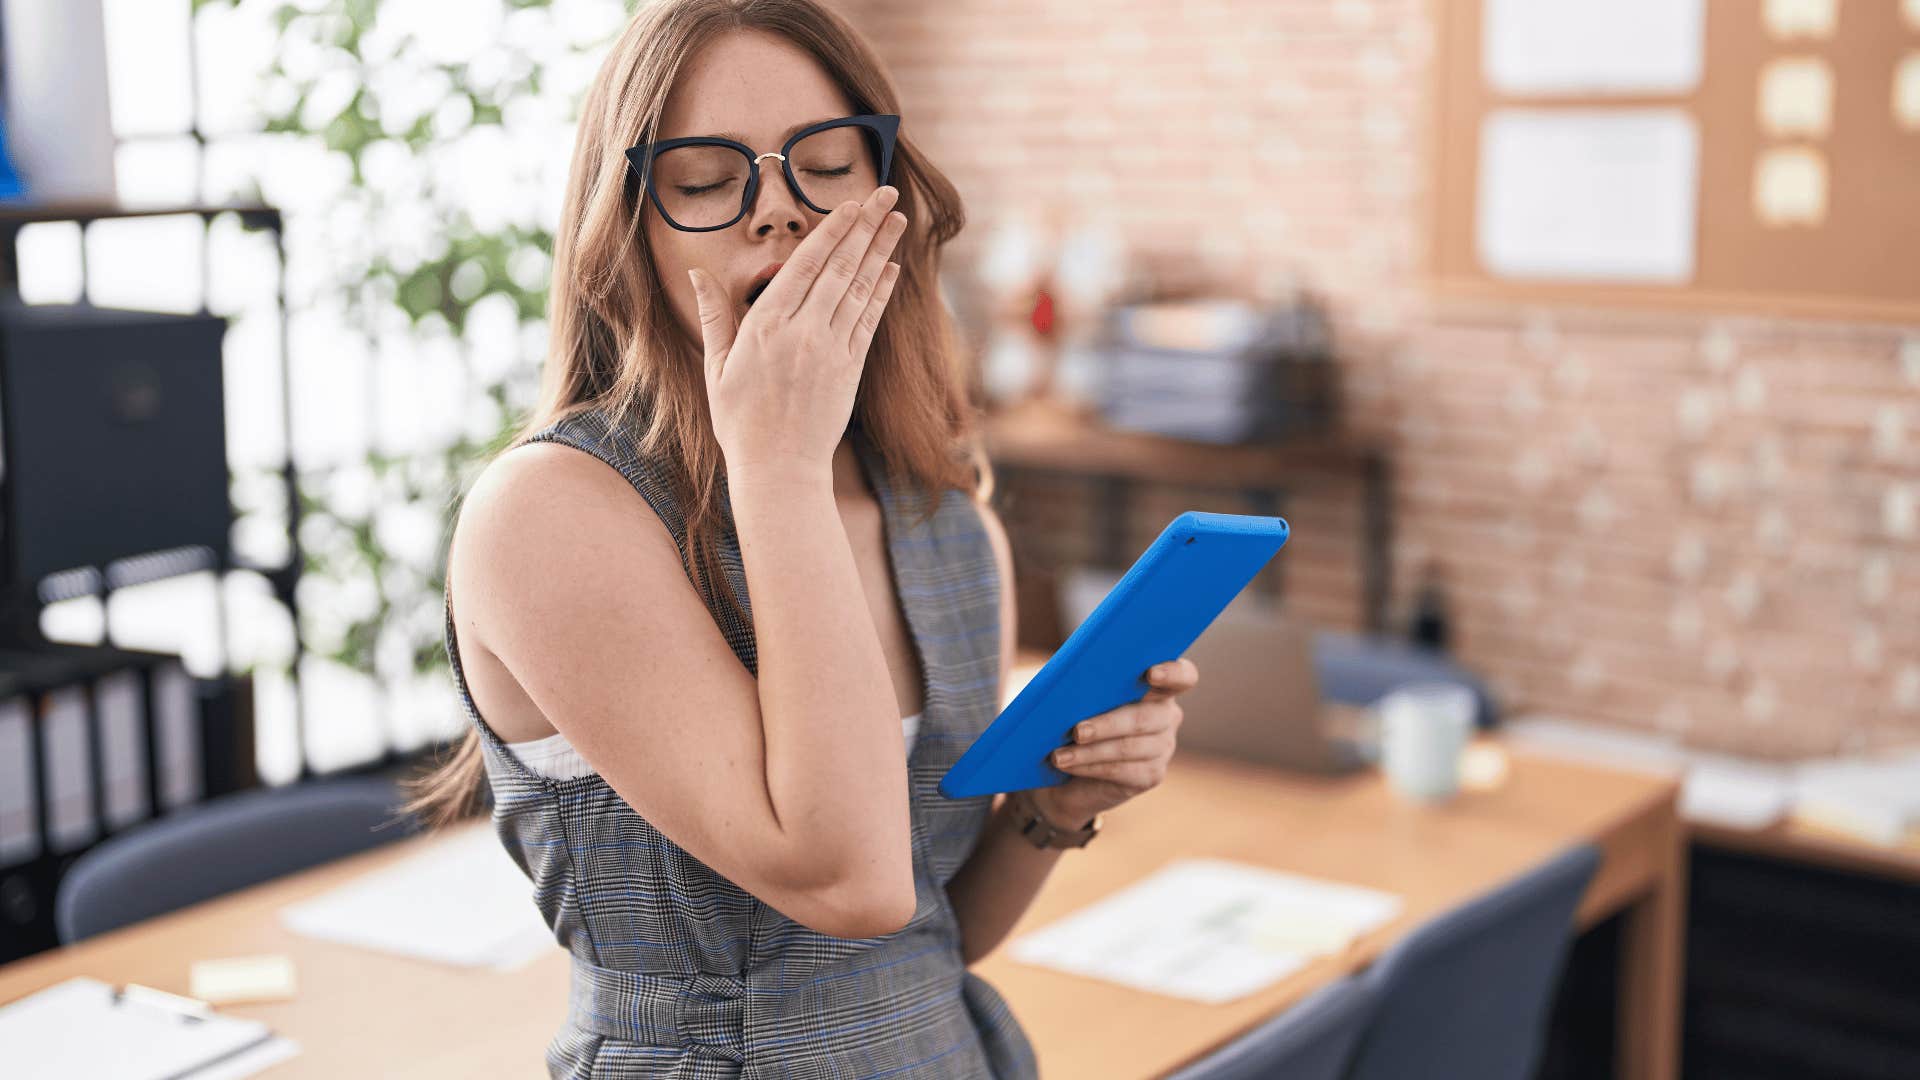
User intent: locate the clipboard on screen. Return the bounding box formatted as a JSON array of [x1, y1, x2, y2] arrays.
[[939, 511, 1290, 799], [0, 976, 279, 1079]]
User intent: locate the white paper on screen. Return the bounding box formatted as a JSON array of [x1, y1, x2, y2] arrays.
[[1478, 108, 1699, 283], [1895, 55, 1920, 132], [1759, 58, 1833, 137], [1765, 0, 1839, 40], [280, 824, 559, 971], [1501, 716, 1689, 776], [1007, 858, 1401, 1004], [0, 977, 275, 1080], [1483, 0, 1704, 96], [1753, 147, 1827, 227], [1679, 757, 1793, 829], [1792, 752, 1920, 846]]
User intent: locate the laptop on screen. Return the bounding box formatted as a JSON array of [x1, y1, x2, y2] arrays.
[[1057, 570, 1370, 774]]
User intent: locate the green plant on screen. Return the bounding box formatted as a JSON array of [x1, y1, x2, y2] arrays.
[[195, 0, 638, 745]]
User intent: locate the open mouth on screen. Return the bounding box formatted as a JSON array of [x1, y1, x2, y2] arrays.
[[745, 278, 772, 307]]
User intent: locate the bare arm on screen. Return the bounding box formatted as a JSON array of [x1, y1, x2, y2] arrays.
[[455, 445, 915, 939], [730, 464, 916, 923]]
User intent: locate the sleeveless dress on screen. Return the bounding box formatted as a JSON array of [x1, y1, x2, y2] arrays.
[[441, 403, 1040, 1079]]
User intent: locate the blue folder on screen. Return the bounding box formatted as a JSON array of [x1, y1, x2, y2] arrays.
[[940, 511, 1290, 799]]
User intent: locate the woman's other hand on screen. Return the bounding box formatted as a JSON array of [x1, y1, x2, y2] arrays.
[[686, 185, 907, 478], [1030, 658, 1199, 830]]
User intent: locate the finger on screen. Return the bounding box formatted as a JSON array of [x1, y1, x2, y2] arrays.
[[797, 185, 898, 324], [686, 269, 736, 382], [1052, 757, 1163, 790], [847, 261, 901, 359], [1067, 701, 1176, 746], [753, 199, 865, 319], [1141, 657, 1200, 700], [1052, 731, 1173, 767], [830, 209, 907, 340]]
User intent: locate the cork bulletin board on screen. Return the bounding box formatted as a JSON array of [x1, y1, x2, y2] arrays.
[[1430, 0, 1920, 323]]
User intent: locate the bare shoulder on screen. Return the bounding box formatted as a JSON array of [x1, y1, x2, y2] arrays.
[[449, 440, 682, 643]]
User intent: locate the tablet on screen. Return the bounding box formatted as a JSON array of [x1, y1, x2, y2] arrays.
[[939, 511, 1290, 799]]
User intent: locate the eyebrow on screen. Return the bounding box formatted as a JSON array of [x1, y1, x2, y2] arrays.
[[702, 117, 840, 147]]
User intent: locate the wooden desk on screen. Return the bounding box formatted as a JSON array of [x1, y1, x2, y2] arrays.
[[0, 745, 1683, 1079], [975, 744, 1685, 1079], [0, 825, 571, 1077], [1689, 819, 1920, 886]]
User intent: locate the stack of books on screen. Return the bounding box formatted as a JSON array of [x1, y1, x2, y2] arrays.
[[1092, 298, 1336, 444]]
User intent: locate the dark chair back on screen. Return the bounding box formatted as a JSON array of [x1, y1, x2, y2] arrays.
[[1343, 842, 1603, 1080], [1165, 973, 1382, 1080], [55, 774, 418, 942]]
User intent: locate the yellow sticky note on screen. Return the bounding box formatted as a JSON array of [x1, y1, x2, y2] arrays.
[[1753, 147, 1827, 227], [1759, 58, 1833, 137], [1764, 0, 1837, 39], [188, 954, 298, 1005], [1896, 54, 1920, 132]]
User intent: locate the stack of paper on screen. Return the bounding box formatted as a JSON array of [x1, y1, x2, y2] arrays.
[[279, 825, 558, 971], [0, 977, 298, 1079], [1792, 752, 1920, 847], [1008, 858, 1402, 1004]]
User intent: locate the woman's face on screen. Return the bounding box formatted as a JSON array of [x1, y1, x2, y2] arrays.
[[644, 29, 879, 347]]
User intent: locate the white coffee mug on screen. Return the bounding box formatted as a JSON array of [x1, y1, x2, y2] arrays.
[[1378, 683, 1475, 803]]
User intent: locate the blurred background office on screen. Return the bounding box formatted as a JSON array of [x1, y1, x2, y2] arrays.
[[0, 1, 1915, 1077]]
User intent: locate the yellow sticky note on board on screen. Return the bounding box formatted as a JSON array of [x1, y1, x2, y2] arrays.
[[1897, 55, 1920, 132], [1754, 147, 1827, 227], [188, 954, 298, 1005], [1759, 58, 1833, 137], [1764, 0, 1838, 39]]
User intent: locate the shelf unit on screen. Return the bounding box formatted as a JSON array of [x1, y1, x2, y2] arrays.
[[980, 399, 1394, 638]]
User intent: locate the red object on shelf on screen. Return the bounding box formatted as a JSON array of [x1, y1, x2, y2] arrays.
[[1029, 286, 1056, 338]]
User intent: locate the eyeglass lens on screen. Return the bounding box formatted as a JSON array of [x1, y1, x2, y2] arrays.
[[651, 126, 880, 229]]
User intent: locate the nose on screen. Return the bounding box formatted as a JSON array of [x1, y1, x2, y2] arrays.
[[747, 151, 809, 236]]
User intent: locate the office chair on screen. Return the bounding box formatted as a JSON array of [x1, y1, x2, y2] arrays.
[[1343, 842, 1603, 1080], [55, 773, 420, 943], [1163, 973, 1383, 1080]]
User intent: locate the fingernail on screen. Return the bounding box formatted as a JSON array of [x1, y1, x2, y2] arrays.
[[686, 269, 699, 288], [1056, 750, 1075, 765], [1076, 723, 1091, 742]]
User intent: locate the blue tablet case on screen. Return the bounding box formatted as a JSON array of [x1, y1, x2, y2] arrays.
[[939, 511, 1290, 799]]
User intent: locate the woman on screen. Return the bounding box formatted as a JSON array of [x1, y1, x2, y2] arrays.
[[405, 1, 1199, 1075]]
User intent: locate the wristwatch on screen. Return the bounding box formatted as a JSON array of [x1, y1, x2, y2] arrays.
[[1007, 788, 1102, 850]]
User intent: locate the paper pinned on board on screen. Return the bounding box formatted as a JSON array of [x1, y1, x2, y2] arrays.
[[1895, 55, 1920, 132], [1007, 858, 1402, 1004], [1759, 57, 1834, 137], [1754, 147, 1828, 227], [1483, 0, 1704, 96], [279, 824, 558, 972], [1477, 108, 1700, 283], [1764, 0, 1839, 40]]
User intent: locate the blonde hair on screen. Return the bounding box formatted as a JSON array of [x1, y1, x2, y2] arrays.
[[402, 0, 992, 829]]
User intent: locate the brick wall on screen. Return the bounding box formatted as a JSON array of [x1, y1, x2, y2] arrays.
[[843, 0, 1919, 757]]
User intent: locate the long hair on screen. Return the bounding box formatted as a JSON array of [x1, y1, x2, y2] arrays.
[[401, 0, 992, 830]]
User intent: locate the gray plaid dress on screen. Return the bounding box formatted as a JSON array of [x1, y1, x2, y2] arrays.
[[442, 403, 1040, 1079]]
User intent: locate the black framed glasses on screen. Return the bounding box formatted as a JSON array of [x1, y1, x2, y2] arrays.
[[625, 114, 900, 233]]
